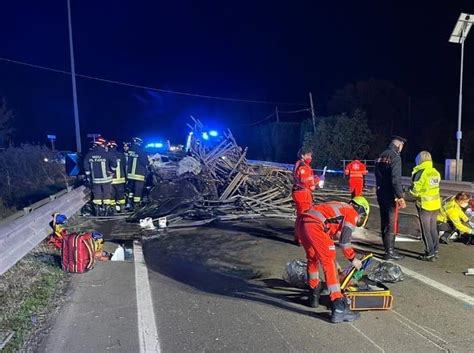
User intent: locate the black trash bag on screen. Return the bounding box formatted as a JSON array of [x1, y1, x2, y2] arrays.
[[282, 259, 308, 289], [366, 261, 405, 283], [81, 202, 95, 216]]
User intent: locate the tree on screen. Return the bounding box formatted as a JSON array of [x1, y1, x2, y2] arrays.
[[0, 98, 15, 147], [327, 79, 409, 154], [303, 110, 373, 168]]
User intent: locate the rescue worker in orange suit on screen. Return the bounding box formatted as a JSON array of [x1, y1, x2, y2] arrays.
[[345, 160, 368, 197], [297, 196, 370, 323], [125, 137, 149, 210], [292, 147, 321, 245], [107, 140, 127, 212], [83, 137, 117, 216]]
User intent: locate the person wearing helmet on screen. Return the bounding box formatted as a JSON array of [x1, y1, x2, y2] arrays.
[[125, 137, 149, 210], [107, 140, 127, 212], [296, 196, 370, 323], [83, 137, 117, 216], [292, 146, 321, 245]]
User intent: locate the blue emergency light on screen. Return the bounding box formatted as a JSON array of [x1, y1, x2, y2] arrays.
[[145, 142, 164, 149], [209, 130, 218, 137], [202, 132, 209, 140]]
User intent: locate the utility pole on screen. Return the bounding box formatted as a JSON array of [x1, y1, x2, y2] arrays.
[[67, 0, 82, 153], [309, 92, 316, 133], [275, 106, 280, 123], [407, 96, 411, 139], [455, 27, 465, 181]]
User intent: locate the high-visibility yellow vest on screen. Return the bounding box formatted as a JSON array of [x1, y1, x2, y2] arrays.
[[437, 198, 473, 234], [410, 161, 441, 211]]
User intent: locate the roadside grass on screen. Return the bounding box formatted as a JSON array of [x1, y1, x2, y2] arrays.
[[0, 243, 69, 352]]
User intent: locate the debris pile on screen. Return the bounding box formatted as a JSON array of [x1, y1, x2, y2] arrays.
[[134, 119, 296, 226]]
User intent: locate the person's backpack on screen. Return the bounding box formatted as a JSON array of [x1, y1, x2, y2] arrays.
[[61, 233, 96, 273]]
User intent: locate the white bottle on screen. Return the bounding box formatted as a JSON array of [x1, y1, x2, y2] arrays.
[[111, 245, 125, 261]]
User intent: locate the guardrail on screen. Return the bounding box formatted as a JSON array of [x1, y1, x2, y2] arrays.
[[365, 173, 474, 197], [0, 186, 89, 276], [247, 160, 344, 174]]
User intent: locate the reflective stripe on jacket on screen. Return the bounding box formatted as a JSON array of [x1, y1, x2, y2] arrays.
[[126, 147, 148, 181], [437, 198, 473, 234], [293, 160, 319, 190], [301, 201, 358, 261], [83, 147, 116, 184], [110, 149, 126, 184], [344, 160, 368, 179], [410, 161, 441, 211]]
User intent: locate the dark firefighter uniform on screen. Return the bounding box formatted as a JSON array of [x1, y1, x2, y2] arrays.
[[108, 142, 127, 209], [83, 141, 116, 207], [126, 141, 149, 204]]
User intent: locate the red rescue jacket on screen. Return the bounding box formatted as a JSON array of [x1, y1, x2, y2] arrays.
[[301, 201, 358, 261], [345, 160, 368, 179], [293, 160, 320, 191]]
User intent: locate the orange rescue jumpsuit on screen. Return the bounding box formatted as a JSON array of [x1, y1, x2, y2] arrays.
[[344, 160, 368, 197], [292, 159, 320, 244], [298, 201, 358, 301]]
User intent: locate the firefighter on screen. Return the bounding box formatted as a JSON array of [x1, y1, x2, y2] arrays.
[[292, 147, 321, 245], [409, 151, 441, 260], [375, 135, 407, 261], [125, 137, 149, 210], [297, 196, 370, 323], [344, 159, 368, 197], [83, 137, 117, 216], [107, 140, 127, 212]]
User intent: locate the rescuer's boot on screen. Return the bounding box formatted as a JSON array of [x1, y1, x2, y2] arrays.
[[308, 283, 322, 308], [383, 234, 404, 261], [93, 204, 101, 217], [124, 200, 134, 212], [98, 206, 106, 217], [331, 298, 361, 324], [105, 205, 116, 216]]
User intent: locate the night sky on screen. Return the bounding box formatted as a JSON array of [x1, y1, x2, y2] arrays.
[[0, 0, 473, 151]]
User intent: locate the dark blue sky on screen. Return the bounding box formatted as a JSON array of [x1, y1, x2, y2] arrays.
[[0, 0, 473, 150]]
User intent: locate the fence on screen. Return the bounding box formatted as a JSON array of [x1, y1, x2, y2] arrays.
[[365, 174, 474, 197]]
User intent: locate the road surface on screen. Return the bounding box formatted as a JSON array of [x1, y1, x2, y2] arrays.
[[38, 211, 474, 353]]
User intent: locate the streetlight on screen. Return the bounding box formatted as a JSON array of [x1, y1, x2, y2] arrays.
[[449, 13, 473, 181], [67, 0, 82, 153]]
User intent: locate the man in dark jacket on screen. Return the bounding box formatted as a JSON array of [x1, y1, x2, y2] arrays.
[[375, 135, 407, 260]]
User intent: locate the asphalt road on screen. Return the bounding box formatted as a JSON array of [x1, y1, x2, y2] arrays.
[[38, 204, 474, 353], [141, 219, 474, 353]]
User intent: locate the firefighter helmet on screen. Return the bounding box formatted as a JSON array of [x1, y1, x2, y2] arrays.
[[350, 196, 370, 227], [132, 137, 143, 146], [96, 137, 107, 147]]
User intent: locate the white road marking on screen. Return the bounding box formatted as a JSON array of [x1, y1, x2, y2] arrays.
[[392, 310, 448, 345], [395, 262, 474, 306], [392, 316, 449, 352], [349, 323, 385, 353], [134, 241, 161, 353]]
